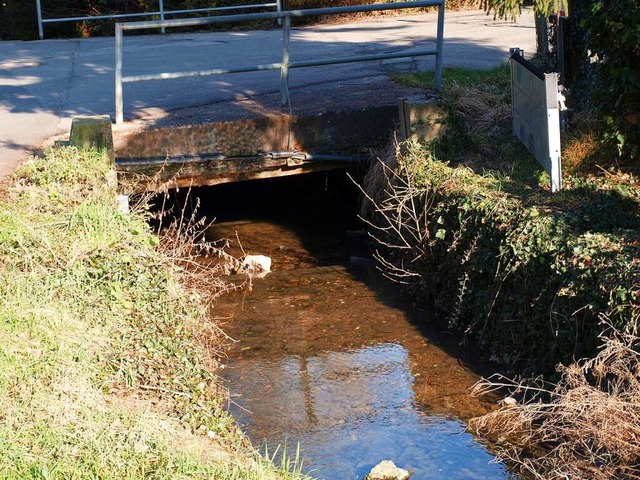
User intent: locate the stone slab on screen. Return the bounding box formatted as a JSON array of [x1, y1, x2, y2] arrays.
[[398, 96, 447, 142], [115, 104, 400, 159]]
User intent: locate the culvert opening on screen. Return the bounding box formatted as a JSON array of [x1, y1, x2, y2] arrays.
[[149, 167, 370, 268], [150, 166, 516, 480], [138, 154, 516, 480]]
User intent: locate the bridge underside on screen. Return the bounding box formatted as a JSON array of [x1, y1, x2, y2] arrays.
[[116, 152, 362, 192]]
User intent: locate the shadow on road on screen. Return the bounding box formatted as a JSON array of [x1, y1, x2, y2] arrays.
[[0, 20, 524, 123]]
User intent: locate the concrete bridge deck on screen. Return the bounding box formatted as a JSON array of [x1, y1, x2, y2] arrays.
[[0, 8, 536, 179]]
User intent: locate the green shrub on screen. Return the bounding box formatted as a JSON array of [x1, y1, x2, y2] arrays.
[[364, 142, 640, 371], [365, 58, 639, 369], [581, 0, 640, 161]]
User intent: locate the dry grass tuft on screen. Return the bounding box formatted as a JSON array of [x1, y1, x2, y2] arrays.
[[470, 316, 640, 480], [141, 188, 252, 376], [454, 86, 511, 138], [360, 140, 400, 218], [153, 191, 244, 288], [355, 140, 436, 284], [562, 131, 601, 174]]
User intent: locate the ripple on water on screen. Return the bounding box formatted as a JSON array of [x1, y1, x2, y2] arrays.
[[224, 343, 508, 480]]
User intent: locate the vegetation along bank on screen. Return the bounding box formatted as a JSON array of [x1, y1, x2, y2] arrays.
[[362, 56, 639, 480], [358, 2, 640, 474], [0, 147, 309, 479]]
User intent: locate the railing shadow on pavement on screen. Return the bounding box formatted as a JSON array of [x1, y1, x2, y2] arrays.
[[114, 0, 446, 124]]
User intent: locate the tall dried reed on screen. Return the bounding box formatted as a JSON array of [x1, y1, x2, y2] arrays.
[[471, 316, 640, 480]]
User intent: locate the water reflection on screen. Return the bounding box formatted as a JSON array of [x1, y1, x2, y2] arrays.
[[224, 341, 507, 479], [209, 219, 509, 479]]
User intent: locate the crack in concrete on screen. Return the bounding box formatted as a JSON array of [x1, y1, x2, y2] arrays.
[[59, 40, 81, 119]]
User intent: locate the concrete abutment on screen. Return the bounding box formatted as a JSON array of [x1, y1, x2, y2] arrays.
[[63, 97, 448, 192]]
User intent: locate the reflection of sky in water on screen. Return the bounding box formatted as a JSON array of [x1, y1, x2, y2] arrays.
[[225, 343, 509, 480]]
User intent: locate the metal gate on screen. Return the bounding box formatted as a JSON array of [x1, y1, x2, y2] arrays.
[[35, 0, 283, 39]]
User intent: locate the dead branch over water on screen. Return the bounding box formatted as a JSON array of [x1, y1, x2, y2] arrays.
[[352, 140, 433, 285], [471, 316, 640, 480]]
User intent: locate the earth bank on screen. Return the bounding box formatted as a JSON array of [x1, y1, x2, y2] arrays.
[[362, 66, 640, 478]]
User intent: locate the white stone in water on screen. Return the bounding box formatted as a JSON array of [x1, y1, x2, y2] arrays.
[[365, 460, 410, 480], [241, 255, 272, 278]]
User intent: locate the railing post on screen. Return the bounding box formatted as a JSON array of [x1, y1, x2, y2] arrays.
[[434, 0, 445, 92], [36, 0, 44, 39], [276, 0, 283, 27], [115, 23, 124, 124], [159, 0, 166, 34], [280, 16, 291, 108]]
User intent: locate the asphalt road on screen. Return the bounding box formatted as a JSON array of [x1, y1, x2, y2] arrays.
[[0, 8, 535, 177]]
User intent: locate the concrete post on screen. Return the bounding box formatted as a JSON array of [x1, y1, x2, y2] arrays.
[[398, 97, 447, 142], [69, 116, 115, 165]]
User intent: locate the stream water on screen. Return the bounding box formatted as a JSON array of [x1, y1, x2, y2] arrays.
[[197, 173, 512, 480]]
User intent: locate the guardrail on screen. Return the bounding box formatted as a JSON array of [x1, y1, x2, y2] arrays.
[[114, 0, 445, 124], [510, 49, 563, 192], [35, 0, 283, 40]]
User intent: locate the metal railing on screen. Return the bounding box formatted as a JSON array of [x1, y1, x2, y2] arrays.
[[115, 0, 445, 124], [35, 0, 283, 39]]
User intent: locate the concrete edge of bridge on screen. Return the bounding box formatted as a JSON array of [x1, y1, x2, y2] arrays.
[[59, 94, 448, 193]]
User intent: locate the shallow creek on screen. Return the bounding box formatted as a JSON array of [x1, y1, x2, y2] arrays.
[[206, 215, 511, 480], [184, 173, 510, 479]]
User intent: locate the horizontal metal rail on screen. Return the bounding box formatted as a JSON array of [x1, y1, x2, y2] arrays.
[[118, 1, 439, 30], [35, 0, 282, 39], [115, 0, 445, 124], [122, 49, 439, 84], [116, 151, 368, 165]]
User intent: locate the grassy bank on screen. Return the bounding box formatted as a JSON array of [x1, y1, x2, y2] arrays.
[[0, 147, 308, 479], [367, 66, 640, 371]]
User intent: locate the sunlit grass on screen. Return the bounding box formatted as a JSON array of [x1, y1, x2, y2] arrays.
[[0, 146, 311, 479], [396, 64, 510, 92]]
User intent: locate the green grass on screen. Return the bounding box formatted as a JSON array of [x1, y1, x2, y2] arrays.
[[396, 65, 510, 92], [396, 64, 521, 176], [0, 147, 310, 479]]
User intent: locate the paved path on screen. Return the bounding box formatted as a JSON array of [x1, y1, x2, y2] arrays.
[[0, 8, 535, 177]]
